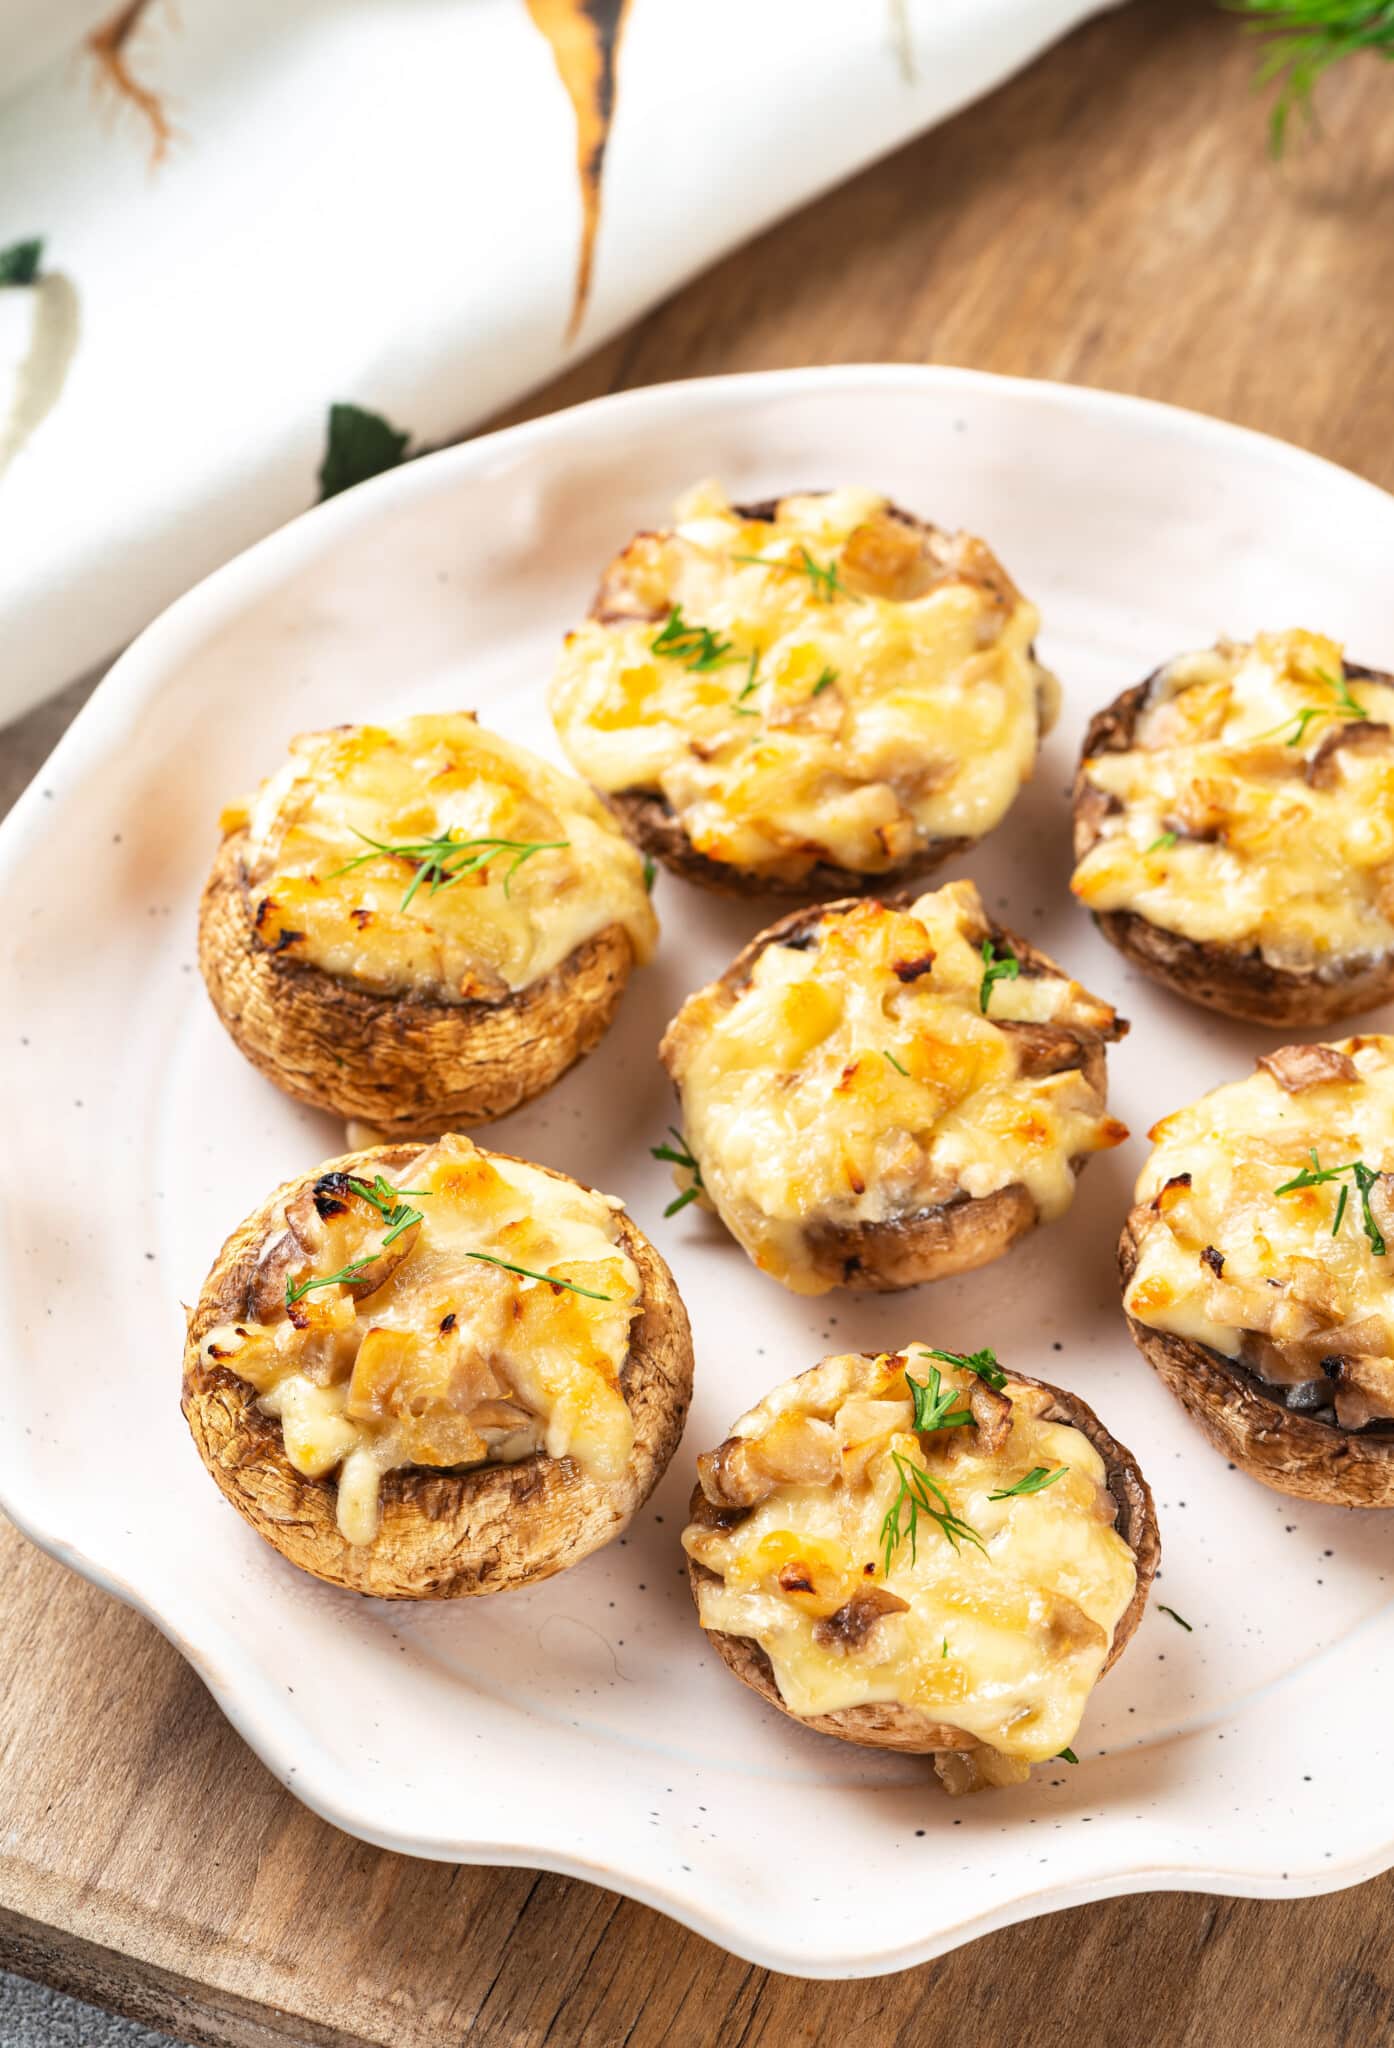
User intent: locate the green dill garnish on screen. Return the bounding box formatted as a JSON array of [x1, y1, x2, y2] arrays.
[[988, 1465, 1067, 1501], [1252, 668, 1370, 748], [651, 605, 735, 672], [941, 1635, 949, 1658], [1158, 1604, 1193, 1632], [1333, 1184, 1349, 1235], [1224, 1, 1394, 155], [906, 1365, 973, 1434], [463, 1251, 612, 1301], [918, 1345, 1007, 1391], [737, 650, 761, 700], [810, 666, 838, 696], [732, 544, 862, 604], [1056, 1747, 1079, 1765], [345, 1173, 428, 1248], [0, 239, 43, 288], [330, 829, 567, 911], [642, 854, 657, 892], [651, 1125, 703, 1218], [1275, 1147, 1388, 1255], [286, 1257, 376, 1307], [1322, 666, 1368, 716], [978, 937, 1021, 1015], [879, 1451, 985, 1575], [318, 402, 411, 501], [1146, 831, 1179, 854], [883, 1049, 909, 1077]]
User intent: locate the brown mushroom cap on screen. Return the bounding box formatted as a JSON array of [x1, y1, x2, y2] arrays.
[[199, 829, 638, 1138], [1073, 663, 1394, 1028], [1119, 1203, 1394, 1507], [686, 1363, 1158, 1755], [588, 496, 1047, 899], [659, 897, 1124, 1293], [182, 1144, 694, 1597]]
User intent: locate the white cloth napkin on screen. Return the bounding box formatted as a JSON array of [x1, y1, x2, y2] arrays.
[[0, 0, 1110, 725]]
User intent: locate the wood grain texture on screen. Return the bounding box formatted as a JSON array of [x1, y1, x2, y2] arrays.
[[5, 1, 1394, 2042]]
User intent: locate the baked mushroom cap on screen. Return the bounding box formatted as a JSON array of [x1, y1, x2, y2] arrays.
[[1072, 642, 1394, 1027], [1120, 1206, 1394, 1509], [659, 880, 1127, 1294], [685, 1356, 1158, 1779], [182, 1143, 694, 1597], [549, 485, 1058, 897], [200, 828, 639, 1138]]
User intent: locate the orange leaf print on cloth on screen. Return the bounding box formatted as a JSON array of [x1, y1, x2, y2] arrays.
[[524, 0, 633, 338], [86, 0, 176, 163]]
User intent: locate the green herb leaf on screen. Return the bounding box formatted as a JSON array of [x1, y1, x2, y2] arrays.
[[988, 1465, 1067, 1501], [737, 650, 761, 700], [810, 666, 838, 696], [1056, 1746, 1079, 1764], [663, 1184, 701, 1218], [642, 854, 657, 892], [330, 830, 568, 911], [318, 402, 411, 501], [1158, 1604, 1193, 1632], [920, 1345, 1007, 1391], [286, 1256, 375, 1307], [344, 1173, 428, 1247], [979, 937, 1020, 1015], [879, 1450, 985, 1576], [1224, 1, 1394, 155], [732, 545, 863, 604], [883, 1049, 909, 1077], [652, 1124, 703, 1217], [0, 239, 43, 288], [651, 604, 736, 672], [1146, 830, 1179, 854], [464, 1251, 613, 1302], [906, 1365, 973, 1434], [1274, 1147, 1388, 1255]]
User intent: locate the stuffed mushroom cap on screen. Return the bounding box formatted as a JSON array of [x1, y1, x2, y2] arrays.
[[1072, 630, 1394, 1025], [684, 1347, 1157, 1791], [659, 878, 1127, 1294], [548, 482, 1059, 895], [183, 1133, 693, 1595], [1121, 1036, 1394, 1504]]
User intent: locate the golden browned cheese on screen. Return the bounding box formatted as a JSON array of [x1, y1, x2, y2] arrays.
[[1073, 630, 1394, 971], [198, 1135, 641, 1544], [1126, 1037, 1394, 1426], [548, 483, 1057, 882], [225, 714, 657, 1002], [663, 880, 1125, 1294], [684, 1350, 1137, 1763]]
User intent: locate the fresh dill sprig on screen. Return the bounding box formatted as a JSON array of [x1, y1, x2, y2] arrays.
[[651, 604, 736, 672], [345, 1173, 428, 1248], [907, 1365, 974, 1434], [1274, 1146, 1388, 1255], [919, 1345, 1008, 1391], [1225, 1, 1394, 155], [1158, 1604, 1194, 1632], [642, 855, 657, 892], [879, 1451, 985, 1576], [1056, 1747, 1080, 1764], [1146, 830, 1179, 854], [883, 1049, 909, 1077], [732, 544, 863, 605], [331, 830, 568, 911], [286, 1257, 376, 1307], [737, 650, 761, 701], [979, 937, 1021, 1015], [989, 1465, 1067, 1501], [463, 1251, 613, 1301], [1251, 666, 1369, 748], [651, 1125, 703, 1217], [810, 666, 838, 696]]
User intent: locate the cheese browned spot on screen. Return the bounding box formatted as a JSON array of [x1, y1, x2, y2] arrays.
[[661, 879, 1126, 1295], [228, 714, 656, 1003], [547, 483, 1057, 883], [1125, 1036, 1394, 1428], [1072, 631, 1394, 973], [199, 1135, 642, 1544], [683, 1350, 1137, 1769]]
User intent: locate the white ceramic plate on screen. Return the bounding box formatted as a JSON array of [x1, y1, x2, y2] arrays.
[[3, 366, 1393, 1979]]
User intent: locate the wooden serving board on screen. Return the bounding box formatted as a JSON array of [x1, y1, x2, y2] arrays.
[[4, 4, 1394, 2041]]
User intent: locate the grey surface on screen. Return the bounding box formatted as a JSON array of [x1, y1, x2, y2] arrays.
[[1, 665, 196, 2048], [0, 1971, 173, 2048]]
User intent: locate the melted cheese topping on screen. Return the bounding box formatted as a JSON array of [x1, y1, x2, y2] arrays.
[[548, 483, 1057, 882], [663, 879, 1126, 1295], [1072, 631, 1394, 971], [200, 1135, 641, 1543], [226, 714, 657, 1002], [1125, 1037, 1394, 1427], [684, 1350, 1137, 1763]]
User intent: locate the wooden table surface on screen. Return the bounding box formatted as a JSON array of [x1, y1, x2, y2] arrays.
[[5, 3, 1394, 2043]]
